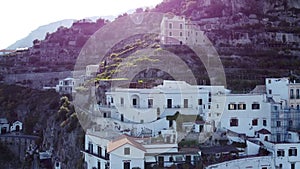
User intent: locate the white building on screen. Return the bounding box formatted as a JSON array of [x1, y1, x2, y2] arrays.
[[89, 77, 300, 169], [10, 120, 22, 132], [86, 65, 99, 77], [160, 14, 207, 46], [213, 93, 272, 137], [265, 77, 300, 109], [55, 77, 83, 94], [101, 80, 229, 123], [108, 135, 146, 169], [0, 118, 9, 134], [83, 129, 115, 169], [83, 127, 179, 169]]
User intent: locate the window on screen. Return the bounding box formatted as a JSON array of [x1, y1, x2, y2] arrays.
[[111, 97, 114, 103], [208, 98, 211, 102], [148, 99, 153, 108], [169, 23, 172, 29], [120, 97, 124, 106], [198, 99, 202, 105], [167, 99, 172, 108], [124, 147, 130, 155], [98, 146, 102, 157], [230, 118, 238, 127], [279, 164, 283, 169], [263, 119, 267, 126], [132, 98, 137, 107], [268, 79, 271, 84], [288, 133, 292, 139], [180, 23, 183, 29], [269, 89, 272, 94], [98, 161, 101, 169], [289, 148, 297, 156], [277, 149, 285, 157], [180, 32, 183, 36], [277, 134, 281, 142], [252, 119, 258, 126], [228, 103, 237, 110], [238, 103, 246, 110], [291, 89, 294, 99], [88, 142, 93, 153], [289, 120, 293, 126], [297, 89, 300, 99], [184, 99, 188, 108], [277, 121, 281, 127], [169, 32, 172, 36], [252, 103, 260, 109]]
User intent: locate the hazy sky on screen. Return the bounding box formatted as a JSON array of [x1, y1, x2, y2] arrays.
[[0, 0, 163, 49]]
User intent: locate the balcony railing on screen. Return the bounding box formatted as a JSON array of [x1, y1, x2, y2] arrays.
[[83, 149, 109, 160], [164, 105, 193, 109]]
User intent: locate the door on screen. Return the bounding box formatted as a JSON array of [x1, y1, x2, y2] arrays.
[[123, 162, 130, 169], [186, 155, 191, 164], [158, 156, 164, 167], [16, 125, 20, 132], [1, 127, 7, 134]]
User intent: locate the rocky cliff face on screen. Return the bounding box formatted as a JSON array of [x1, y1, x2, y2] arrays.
[[0, 84, 86, 168]]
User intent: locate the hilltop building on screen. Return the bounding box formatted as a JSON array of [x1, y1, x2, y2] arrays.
[[160, 14, 207, 46]]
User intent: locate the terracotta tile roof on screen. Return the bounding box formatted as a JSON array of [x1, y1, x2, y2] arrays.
[[107, 135, 146, 153]]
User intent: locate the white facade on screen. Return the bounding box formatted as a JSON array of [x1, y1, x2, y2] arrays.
[[264, 142, 300, 169], [86, 65, 99, 77], [103, 80, 229, 123], [214, 94, 272, 137], [160, 14, 206, 46], [10, 120, 22, 132], [266, 77, 300, 108], [0, 118, 9, 134], [55, 77, 84, 94], [83, 130, 114, 169], [109, 143, 145, 169]]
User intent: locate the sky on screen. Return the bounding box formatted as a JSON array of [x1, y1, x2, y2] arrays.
[[0, 0, 163, 49]]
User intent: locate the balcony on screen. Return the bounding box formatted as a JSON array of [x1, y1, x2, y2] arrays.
[[164, 105, 193, 109], [83, 149, 109, 160]]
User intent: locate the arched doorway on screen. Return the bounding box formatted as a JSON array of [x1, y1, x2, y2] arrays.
[[16, 125, 20, 132]]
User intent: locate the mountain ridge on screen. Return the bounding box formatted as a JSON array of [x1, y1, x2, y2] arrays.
[[7, 15, 115, 50]]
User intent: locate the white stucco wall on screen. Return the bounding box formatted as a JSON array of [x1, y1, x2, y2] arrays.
[[109, 144, 145, 169]]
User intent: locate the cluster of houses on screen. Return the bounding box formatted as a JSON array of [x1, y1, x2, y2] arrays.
[[81, 76, 300, 169], [0, 118, 23, 134]]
